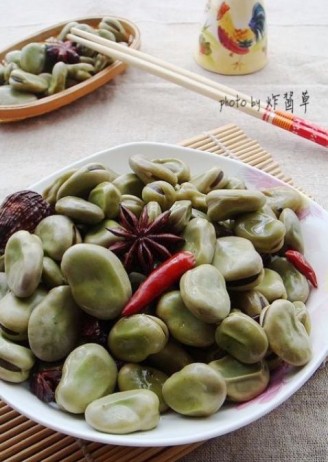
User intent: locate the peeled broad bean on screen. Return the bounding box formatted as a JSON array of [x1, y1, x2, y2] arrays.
[[55, 196, 104, 224], [0, 64, 5, 84], [94, 53, 113, 72], [182, 217, 216, 265], [180, 264, 230, 323], [120, 194, 144, 217], [118, 363, 169, 412], [142, 181, 176, 210], [57, 21, 82, 41], [206, 189, 266, 221], [129, 154, 178, 185], [224, 176, 246, 190], [230, 290, 269, 318], [146, 339, 193, 375], [153, 158, 190, 183], [156, 290, 216, 347], [144, 201, 162, 222], [19, 42, 46, 74], [279, 208, 304, 253], [215, 311, 268, 364], [0, 288, 47, 340], [88, 182, 121, 218], [175, 182, 207, 211], [261, 187, 304, 216], [162, 363, 227, 417], [5, 230, 43, 298], [61, 244, 131, 319], [55, 343, 117, 414], [56, 163, 117, 200], [42, 256, 66, 288], [112, 172, 144, 197], [212, 236, 264, 290], [99, 19, 128, 42], [42, 169, 76, 205], [255, 268, 287, 302], [67, 63, 95, 81], [261, 299, 312, 366], [168, 200, 192, 232], [35, 215, 81, 261], [0, 86, 37, 105], [293, 301, 311, 335], [234, 210, 286, 254], [28, 285, 81, 361], [209, 355, 270, 402], [85, 389, 160, 434], [0, 331, 35, 382], [101, 17, 128, 34], [0, 273, 9, 300], [47, 62, 67, 95], [269, 257, 310, 303], [4, 50, 21, 65], [9, 69, 49, 94], [108, 314, 169, 362], [83, 219, 121, 247], [190, 166, 228, 193]]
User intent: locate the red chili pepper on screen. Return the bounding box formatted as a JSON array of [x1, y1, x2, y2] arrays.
[[121, 251, 196, 316], [285, 250, 318, 288]]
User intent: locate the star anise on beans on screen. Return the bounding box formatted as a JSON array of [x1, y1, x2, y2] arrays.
[[45, 39, 80, 65], [30, 364, 62, 403], [108, 205, 184, 275]]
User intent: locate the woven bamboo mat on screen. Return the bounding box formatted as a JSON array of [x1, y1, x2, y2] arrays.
[[0, 123, 298, 462]]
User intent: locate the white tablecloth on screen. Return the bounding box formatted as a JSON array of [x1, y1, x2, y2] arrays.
[[1, 2, 327, 460]]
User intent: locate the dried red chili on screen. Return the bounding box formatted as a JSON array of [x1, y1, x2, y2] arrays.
[[121, 251, 196, 316], [285, 250, 318, 288]]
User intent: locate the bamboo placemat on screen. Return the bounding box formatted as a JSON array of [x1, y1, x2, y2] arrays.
[[0, 123, 299, 462]]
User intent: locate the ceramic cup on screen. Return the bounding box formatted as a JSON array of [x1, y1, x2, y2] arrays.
[[194, 0, 268, 75]]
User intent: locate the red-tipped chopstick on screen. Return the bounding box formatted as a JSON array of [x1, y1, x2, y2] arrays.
[[68, 28, 328, 149]]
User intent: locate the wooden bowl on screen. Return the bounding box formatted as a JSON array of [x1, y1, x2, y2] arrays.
[[0, 17, 141, 122]]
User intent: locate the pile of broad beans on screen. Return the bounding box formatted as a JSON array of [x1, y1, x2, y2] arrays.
[[0, 154, 314, 434], [0, 17, 129, 106]]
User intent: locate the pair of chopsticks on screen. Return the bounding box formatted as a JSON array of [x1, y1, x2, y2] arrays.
[[68, 28, 328, 149]]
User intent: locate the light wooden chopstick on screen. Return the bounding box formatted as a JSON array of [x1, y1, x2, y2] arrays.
[[68, 28, 328, 149]]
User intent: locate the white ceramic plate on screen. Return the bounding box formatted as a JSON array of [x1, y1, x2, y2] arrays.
[[1, 142, 328, 447]]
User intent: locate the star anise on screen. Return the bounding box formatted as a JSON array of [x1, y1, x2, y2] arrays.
[[45, 39, 80, 66], [108, 205, 184, 274]]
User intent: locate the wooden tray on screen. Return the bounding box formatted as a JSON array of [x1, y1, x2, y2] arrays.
[[0, 124, 300, 462], [0, 17, 141, 123]]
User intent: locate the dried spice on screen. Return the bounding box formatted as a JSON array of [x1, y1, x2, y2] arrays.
[[80, 313, 109, 346], [285, 249, 318, 288], [108, 205, 184, 274], [45, 39, 80, 66], [30, 364, 62, 403], [0, 190, 53, 254], [122, 251, 196, 316]]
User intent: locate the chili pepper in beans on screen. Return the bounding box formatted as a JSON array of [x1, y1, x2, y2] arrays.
[[121, 251, 196, 316], [285, 249, 318, 288]]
